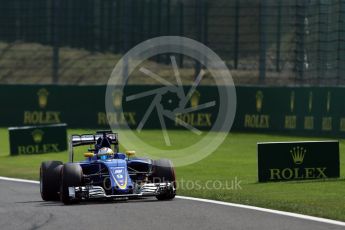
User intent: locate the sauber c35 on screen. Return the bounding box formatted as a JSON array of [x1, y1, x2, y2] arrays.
[[39, 131, 176, 204]]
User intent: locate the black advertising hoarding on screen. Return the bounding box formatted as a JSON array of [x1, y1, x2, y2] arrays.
[[0, 85, 345, 137], [0, 85, 220, 130], [0, 85, 105, 128], [257, 141, 340, 182], [8, 124, 67, 155], [234, 86, 345, 136]]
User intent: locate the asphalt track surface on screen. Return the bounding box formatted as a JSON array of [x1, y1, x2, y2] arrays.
[[0, 179, 344, 230]]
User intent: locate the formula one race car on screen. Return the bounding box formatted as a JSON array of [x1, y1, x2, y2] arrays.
[[40, 131, 176, 204]]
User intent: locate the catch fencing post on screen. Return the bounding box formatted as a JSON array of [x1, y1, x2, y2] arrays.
[[276, 0, 282, 72], [194, 0, 205, 79], [295, 0, 307, 80], [52, 0, 60, 84], [259, 0, 267, 83], [179, 1, 184, 68], [165, 0, 171, 65], [234, 0, 239, 69], [156, 0, 162, 63]]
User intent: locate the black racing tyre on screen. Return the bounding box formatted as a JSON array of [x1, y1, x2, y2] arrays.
[[40, 161, 63, 201], [60, 163, 83, 205], [151, 159, 176, 200]]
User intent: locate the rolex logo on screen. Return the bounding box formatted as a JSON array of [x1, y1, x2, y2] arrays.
[[31, 129, 44, 143], [256, 91, 263, 113], [308, 92, 313, 113], [290, 91, 295, 112], [190, 90, 200, 108], [37, 88, 49, 109], [326, 91, 331, 113], [112, 90, 123, 110], [290, 146, 306, 165]]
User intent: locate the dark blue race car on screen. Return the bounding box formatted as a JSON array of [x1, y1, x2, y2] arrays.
[[40, 131, 176, 204]]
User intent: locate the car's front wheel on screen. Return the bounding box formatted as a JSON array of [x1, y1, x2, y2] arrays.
[[60, 163, 83, 205], [151, 159, 176, 201]]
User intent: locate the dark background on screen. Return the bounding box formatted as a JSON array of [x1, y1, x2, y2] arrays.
[[0, 0, 344, 85]]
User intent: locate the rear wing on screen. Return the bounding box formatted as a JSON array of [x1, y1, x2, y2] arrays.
[[71, 133, 118, 147], [69, 131, 119, 162]]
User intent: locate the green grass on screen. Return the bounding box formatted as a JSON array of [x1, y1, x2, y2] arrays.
[[0, 128, 344, 221]]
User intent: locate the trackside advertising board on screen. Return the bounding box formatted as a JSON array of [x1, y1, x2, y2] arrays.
[[257, 141, 340, 182], [8, 123, 67, 155], [3, 85, 345, 137]]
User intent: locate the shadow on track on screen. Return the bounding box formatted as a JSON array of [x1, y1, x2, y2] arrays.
[[24, 197, 174, 207]]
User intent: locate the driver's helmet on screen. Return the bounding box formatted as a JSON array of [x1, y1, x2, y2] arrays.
[[98, 147, 114, 160]]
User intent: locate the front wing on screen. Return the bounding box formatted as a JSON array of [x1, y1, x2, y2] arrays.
[[68, 182, 175, 200]]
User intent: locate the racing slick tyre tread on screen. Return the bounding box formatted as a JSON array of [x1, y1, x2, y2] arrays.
[[60, 163, 83, 205], [151, 159, 176, 201], [40, 161, 63, 201]]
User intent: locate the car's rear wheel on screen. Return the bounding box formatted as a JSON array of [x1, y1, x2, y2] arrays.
[[40, 161, 63, 201], [60, 163, 83, 205], [151, 159, 176, 200]]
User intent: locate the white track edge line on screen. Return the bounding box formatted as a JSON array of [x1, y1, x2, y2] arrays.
[[0, 176, 39, 184], [176, 196, 345, 227], [1, 176, 344, 227]]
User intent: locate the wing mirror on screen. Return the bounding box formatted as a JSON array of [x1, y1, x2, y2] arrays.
[[125, 150, 136, 157], [84, 152, 94, 158]]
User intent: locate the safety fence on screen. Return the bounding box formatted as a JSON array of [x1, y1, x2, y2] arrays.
[[1, 0, 344, 85]]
